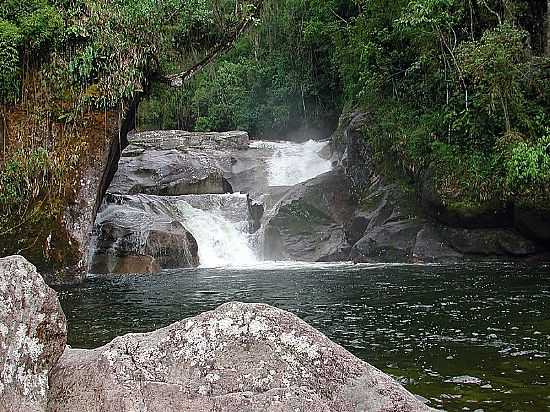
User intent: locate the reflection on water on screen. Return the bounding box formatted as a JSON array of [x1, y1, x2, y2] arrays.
[[56, 262, 550, 411]]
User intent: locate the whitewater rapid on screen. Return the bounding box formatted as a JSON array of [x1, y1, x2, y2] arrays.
[[173, 194, 258, 268]]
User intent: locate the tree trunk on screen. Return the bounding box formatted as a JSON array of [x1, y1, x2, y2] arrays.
[[546, 0, 550, 55]]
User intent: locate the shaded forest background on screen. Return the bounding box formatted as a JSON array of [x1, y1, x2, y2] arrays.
[[139, 0, 550, 210]]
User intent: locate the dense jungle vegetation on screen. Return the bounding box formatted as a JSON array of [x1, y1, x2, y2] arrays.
[[0, 0, 548, 267], [0, 0, 260, 264], [139, 0, 550, 210]]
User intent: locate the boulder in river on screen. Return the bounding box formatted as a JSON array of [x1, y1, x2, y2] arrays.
[[48, 301, 433, 412], [90, 194, 199, 273], [263, 169, 355, 261], [0, 256, 67, 412]]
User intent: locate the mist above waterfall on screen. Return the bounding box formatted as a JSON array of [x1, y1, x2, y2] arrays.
[[250, 140, 332, 186]]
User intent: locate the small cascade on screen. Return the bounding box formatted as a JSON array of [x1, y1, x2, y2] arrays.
[[174, 199, 258, 267], [250, 139, 332, 186], [91, 193, 258, 270]]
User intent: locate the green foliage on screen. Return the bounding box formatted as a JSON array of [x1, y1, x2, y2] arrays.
[[459, 24, 531, 134], [0, 0, 262, 106], [139, 0, 345, 135], [0, 20, 22, 101], [136, 0, 548, 210], [501, 132, 550, 200]]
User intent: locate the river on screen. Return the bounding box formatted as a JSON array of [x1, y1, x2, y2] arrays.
[[56, 261, 550, 411]]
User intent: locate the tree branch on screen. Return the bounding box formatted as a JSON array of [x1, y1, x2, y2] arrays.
[[162, 1, 263, 87]]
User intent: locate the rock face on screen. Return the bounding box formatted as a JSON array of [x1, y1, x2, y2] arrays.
[[263, 170, 355, 261], [109, 130, 250, 196], [90, 194, 199, 274], [48, 302, 432, 412], [0, 256, 67, 412], [334, 111, 546, 262], [1, 101, 132, 284], [348, 179, 462, 263], [514, 205, 550, 243]]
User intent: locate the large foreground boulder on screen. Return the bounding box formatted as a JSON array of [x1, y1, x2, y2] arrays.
[[49, 302, 432, 412], [0, 256, 67, 412]]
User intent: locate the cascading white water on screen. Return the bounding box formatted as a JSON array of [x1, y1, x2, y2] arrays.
[[173, 195, 258, 268], [92, 193, 258, 269], [249, 140, 332, 186], [92, 138, 336, 272]]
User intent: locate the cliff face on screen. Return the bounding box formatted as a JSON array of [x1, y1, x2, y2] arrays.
[[335, 111, 550, 263], [0, 76, 135, 283]]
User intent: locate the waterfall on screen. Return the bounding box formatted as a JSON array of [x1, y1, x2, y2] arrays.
[[92, 137, 336, 272], [92, 193, 258, 270], [172, 194, 258, 268], [174, 200, 257, 268], [250, 139, 332, 186]]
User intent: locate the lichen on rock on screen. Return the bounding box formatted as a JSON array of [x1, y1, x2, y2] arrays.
[[48, 301, 433, 411], [0, 255, 67, 412]]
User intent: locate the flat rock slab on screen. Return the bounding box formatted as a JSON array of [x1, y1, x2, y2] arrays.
[[49, 302, 433, 412], [0, 256, 66, 412], [109, 130, 249, 196]]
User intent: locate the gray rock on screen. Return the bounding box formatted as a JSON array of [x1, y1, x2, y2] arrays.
[[109, 149, 233, 196], [514, 205, 550, 242], [90, 195, 199, 274], [345, 212, 371, 246], [348, 176, 429, 263], [125, 130, 250, 152], [109, 130, 250, 197], [413, 225, 462, 263], [48, 302, 433, 412], [332, 110, 549, 261], [0, 256, 66, 412], [331, 112, 374, 195], [441, 227, 538, 257], [263, 170, 355, 261], [352, 220, 423, 262]]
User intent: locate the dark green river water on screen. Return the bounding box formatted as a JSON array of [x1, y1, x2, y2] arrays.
[[56, 262, 550, 411]]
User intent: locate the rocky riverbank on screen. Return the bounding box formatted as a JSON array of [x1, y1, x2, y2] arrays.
[[0, 255, 433, 412], [328, 112, 550, 263], [87, 125, 550, 275]]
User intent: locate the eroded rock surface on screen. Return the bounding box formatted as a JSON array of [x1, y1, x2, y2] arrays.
[[0, 256, 66, 412], [90, 194, 199, 273], [109, 130, 250, 196], [263, 170, 355, 261], [48, 302, 432, 412]]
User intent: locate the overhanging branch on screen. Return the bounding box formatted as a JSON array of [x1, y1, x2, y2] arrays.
[[162, 1, 263, 87]]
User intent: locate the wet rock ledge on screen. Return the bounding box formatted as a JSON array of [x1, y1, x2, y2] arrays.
[[0, 255, 433, 412]]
